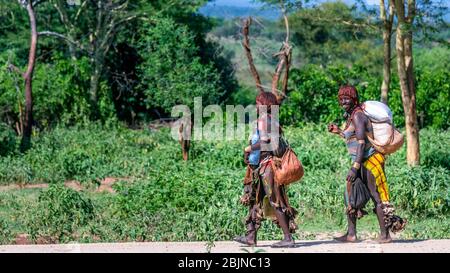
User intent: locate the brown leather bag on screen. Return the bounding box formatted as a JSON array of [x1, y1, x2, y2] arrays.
[[272, 148, 304, 186]]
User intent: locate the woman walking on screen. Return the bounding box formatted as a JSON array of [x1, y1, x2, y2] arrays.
[[328, 85, 406, 243], [234, 92, 297, 248]]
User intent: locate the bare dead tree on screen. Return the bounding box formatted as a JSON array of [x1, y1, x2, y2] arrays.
[[242, 17, 265, 94], [242, 5, 292, 105]]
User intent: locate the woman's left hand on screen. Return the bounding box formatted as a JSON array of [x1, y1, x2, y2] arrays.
[[346, 167, 357, 182], [243, 151, 250, 164], [244, 145, 252, 153]]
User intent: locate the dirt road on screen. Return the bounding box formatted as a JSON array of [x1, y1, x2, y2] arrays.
[[1, 239, 449, 253]]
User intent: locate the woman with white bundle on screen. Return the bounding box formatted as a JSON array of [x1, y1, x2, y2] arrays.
[[328, 85, 406, 243]]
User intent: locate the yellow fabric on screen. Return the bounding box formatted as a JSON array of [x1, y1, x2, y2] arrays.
[[262, 196, 277, 220], [363, 153, 390, 202]]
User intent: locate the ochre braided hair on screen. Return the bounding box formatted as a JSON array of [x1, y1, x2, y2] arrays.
[[256, 91, 279, 113], [338, 85, 360, 106]]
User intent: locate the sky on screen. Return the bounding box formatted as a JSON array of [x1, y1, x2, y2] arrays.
[[209, 0, 261, 7], [209, 0, 380, 7]]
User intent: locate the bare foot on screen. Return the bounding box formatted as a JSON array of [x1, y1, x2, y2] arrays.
[[233, 236, 256, 246], [334, 233, 357, 243], [376, 235, 393, 244], [271, 238, 295, 248]]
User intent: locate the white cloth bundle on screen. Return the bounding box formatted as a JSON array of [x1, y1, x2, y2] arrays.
[[361, 101, 404, 154], [362, 101, 393, 145], [361, 100, 393, 123]]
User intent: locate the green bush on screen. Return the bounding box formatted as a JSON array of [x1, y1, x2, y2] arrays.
[[0, 52, 92, 129], [0, 157, 33, 185], [27, 184, 94, 243], [415, 69, 450, 130], [104, 124, 449, 241], [0, 123, 448, 242], [282, 65, 450, 130], [0, 122, 16, 156], [0, 218, 13, 244], [136, 17, 224, 114]]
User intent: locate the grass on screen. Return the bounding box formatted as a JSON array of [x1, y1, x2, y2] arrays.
[[0, 122, 448, 244]]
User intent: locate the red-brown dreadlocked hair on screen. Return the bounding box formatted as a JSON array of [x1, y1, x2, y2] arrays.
[[338, 85, 360, 106], [339, 85, 362, 130], [256, 92, 279, 113]]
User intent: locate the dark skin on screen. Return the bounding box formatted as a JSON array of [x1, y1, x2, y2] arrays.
[[238, 101, 294, 247], [328, 96, 392, 244], [328, 97, 364, 184], [243, 101, 265, 163], [244, 101, 267, 153]]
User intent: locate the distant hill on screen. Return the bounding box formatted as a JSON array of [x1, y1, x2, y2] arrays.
[[200, 2, 449, 22], [199, 4, 281, 21]]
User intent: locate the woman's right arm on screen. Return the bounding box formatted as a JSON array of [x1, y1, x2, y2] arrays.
[[328, 123, 344, 138]]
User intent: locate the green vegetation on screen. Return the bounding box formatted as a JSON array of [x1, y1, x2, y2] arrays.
[[27, 184, 95, 242], [0, 0, 235, 126], [0, 124, 448, 243], [0, 0, 448, 244], [281, 64, 450, 129], [136, 17, 224, 112], [211, 2, 449, 130]]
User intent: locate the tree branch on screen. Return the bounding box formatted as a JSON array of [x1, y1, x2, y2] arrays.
[[380, 0, 387, 22], [271, 55, 286, 98], [341, 20, 377, 30], [18, 0, 28, 8], [7, 63, 25, 78], [54, 0, 75, 30], [109, 0, 128, 12], [242, 17, 265, 94], [75, 0, 88, 22], [38, 30, 92, 54], [32, 0, 45, 6], [388, 0, 395, 25], [407, 0, 416, 23], [281, 48, 291, 102], [113, 14, 139, 29], [271, 3, 292, 104]]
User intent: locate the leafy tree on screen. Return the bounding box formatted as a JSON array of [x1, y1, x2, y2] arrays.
[[136, 17, 224, 113], [287, 1, 381, 71], [34, 0, 211, 118], [281, 64, 449, 131], [0, 51, 92, 129], [5, 0, 39, 152]]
